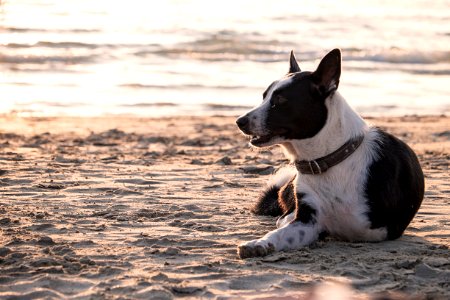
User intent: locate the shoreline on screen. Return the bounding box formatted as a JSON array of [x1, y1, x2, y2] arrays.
[[0, 115, 449, 299], [1, 106, 448, 120]]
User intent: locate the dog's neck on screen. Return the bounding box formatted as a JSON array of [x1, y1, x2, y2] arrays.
[[281, 91, 368, 162]]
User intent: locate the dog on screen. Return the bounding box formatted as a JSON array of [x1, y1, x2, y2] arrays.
[[235, 49, 424, 259]]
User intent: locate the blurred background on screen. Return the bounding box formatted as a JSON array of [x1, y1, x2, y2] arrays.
[[1, 0, 449, 117]]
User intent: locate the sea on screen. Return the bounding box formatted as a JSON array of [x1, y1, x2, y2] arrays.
[[1, 0, 449, 117]]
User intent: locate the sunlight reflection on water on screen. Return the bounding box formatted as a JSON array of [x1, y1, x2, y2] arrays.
[[1, 0, 449, 116]]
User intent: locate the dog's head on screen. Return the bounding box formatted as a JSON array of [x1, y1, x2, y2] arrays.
[[236, 49, 342, 147]]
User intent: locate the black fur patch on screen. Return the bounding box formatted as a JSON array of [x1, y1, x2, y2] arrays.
[[252, 173, 297, 217], [251, 185, 282, 216], [277, 175, 296, 215], [294, 193, 317, 225], [365, 129, 424, 240], [318, 231, 329, 240], [265, 72, 329, 140], [298, 230, 305, 240]]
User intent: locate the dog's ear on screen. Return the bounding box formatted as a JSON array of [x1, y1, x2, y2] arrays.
[[312, 48, 341, 94], [289, 50, 301, 73]]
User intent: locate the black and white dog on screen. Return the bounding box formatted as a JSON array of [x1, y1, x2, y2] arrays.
[[236, 49, 424, 259]]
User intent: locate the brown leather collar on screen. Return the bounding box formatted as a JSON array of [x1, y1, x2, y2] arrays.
[[294, 135, 365, 175]]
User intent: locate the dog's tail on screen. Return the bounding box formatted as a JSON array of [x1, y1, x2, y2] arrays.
[[251, 166, 297, 216]]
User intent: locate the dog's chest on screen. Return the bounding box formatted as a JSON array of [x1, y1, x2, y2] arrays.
[[318, 195, 368, 240], [297, 161, 372, 240]]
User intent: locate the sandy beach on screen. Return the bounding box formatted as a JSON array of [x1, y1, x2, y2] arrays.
[[0, 114, 448, 299]]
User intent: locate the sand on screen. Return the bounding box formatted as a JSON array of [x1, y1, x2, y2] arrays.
[[0, 114, 448, 299]]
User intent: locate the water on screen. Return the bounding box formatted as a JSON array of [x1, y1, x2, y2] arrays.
[[1, 0, 449, 117]]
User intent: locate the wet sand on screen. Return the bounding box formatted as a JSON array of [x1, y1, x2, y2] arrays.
[[0, 115, 448, 299]]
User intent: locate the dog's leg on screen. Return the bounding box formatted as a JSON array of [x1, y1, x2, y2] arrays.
[[237, 219, 320, 259], [238, 195, 320, 259], [276, 211, 295, 228]]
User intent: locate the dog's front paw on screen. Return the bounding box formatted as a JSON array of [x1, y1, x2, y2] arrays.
[[237, 240, 275, 259]]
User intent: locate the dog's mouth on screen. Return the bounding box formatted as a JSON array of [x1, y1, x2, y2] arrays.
[[250, 135, 273, 146], [249, 129, 288, 147]]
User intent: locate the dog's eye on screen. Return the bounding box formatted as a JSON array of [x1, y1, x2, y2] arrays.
[[272, 95, 288, 108]]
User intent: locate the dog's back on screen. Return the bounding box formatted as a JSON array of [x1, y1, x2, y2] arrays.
[[365, 129, 424, 239]]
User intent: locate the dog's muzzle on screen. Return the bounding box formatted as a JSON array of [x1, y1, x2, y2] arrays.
[[236, 115, 276, 147], [236, 115, 250, 134]]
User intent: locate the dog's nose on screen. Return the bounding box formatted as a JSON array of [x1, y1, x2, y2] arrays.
[[236, 115, 249, 130]]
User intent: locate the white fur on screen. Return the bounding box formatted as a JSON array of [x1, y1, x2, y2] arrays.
[[276, 211, 295, 228], [238, 91, 387, 257], [267, 166, 296, 189], [241, 213, 320, 252], [243, 76, 294, 144], [244, 98, 272, 137]]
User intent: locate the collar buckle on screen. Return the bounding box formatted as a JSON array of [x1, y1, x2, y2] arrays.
[[308, 160, 322, 175]]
